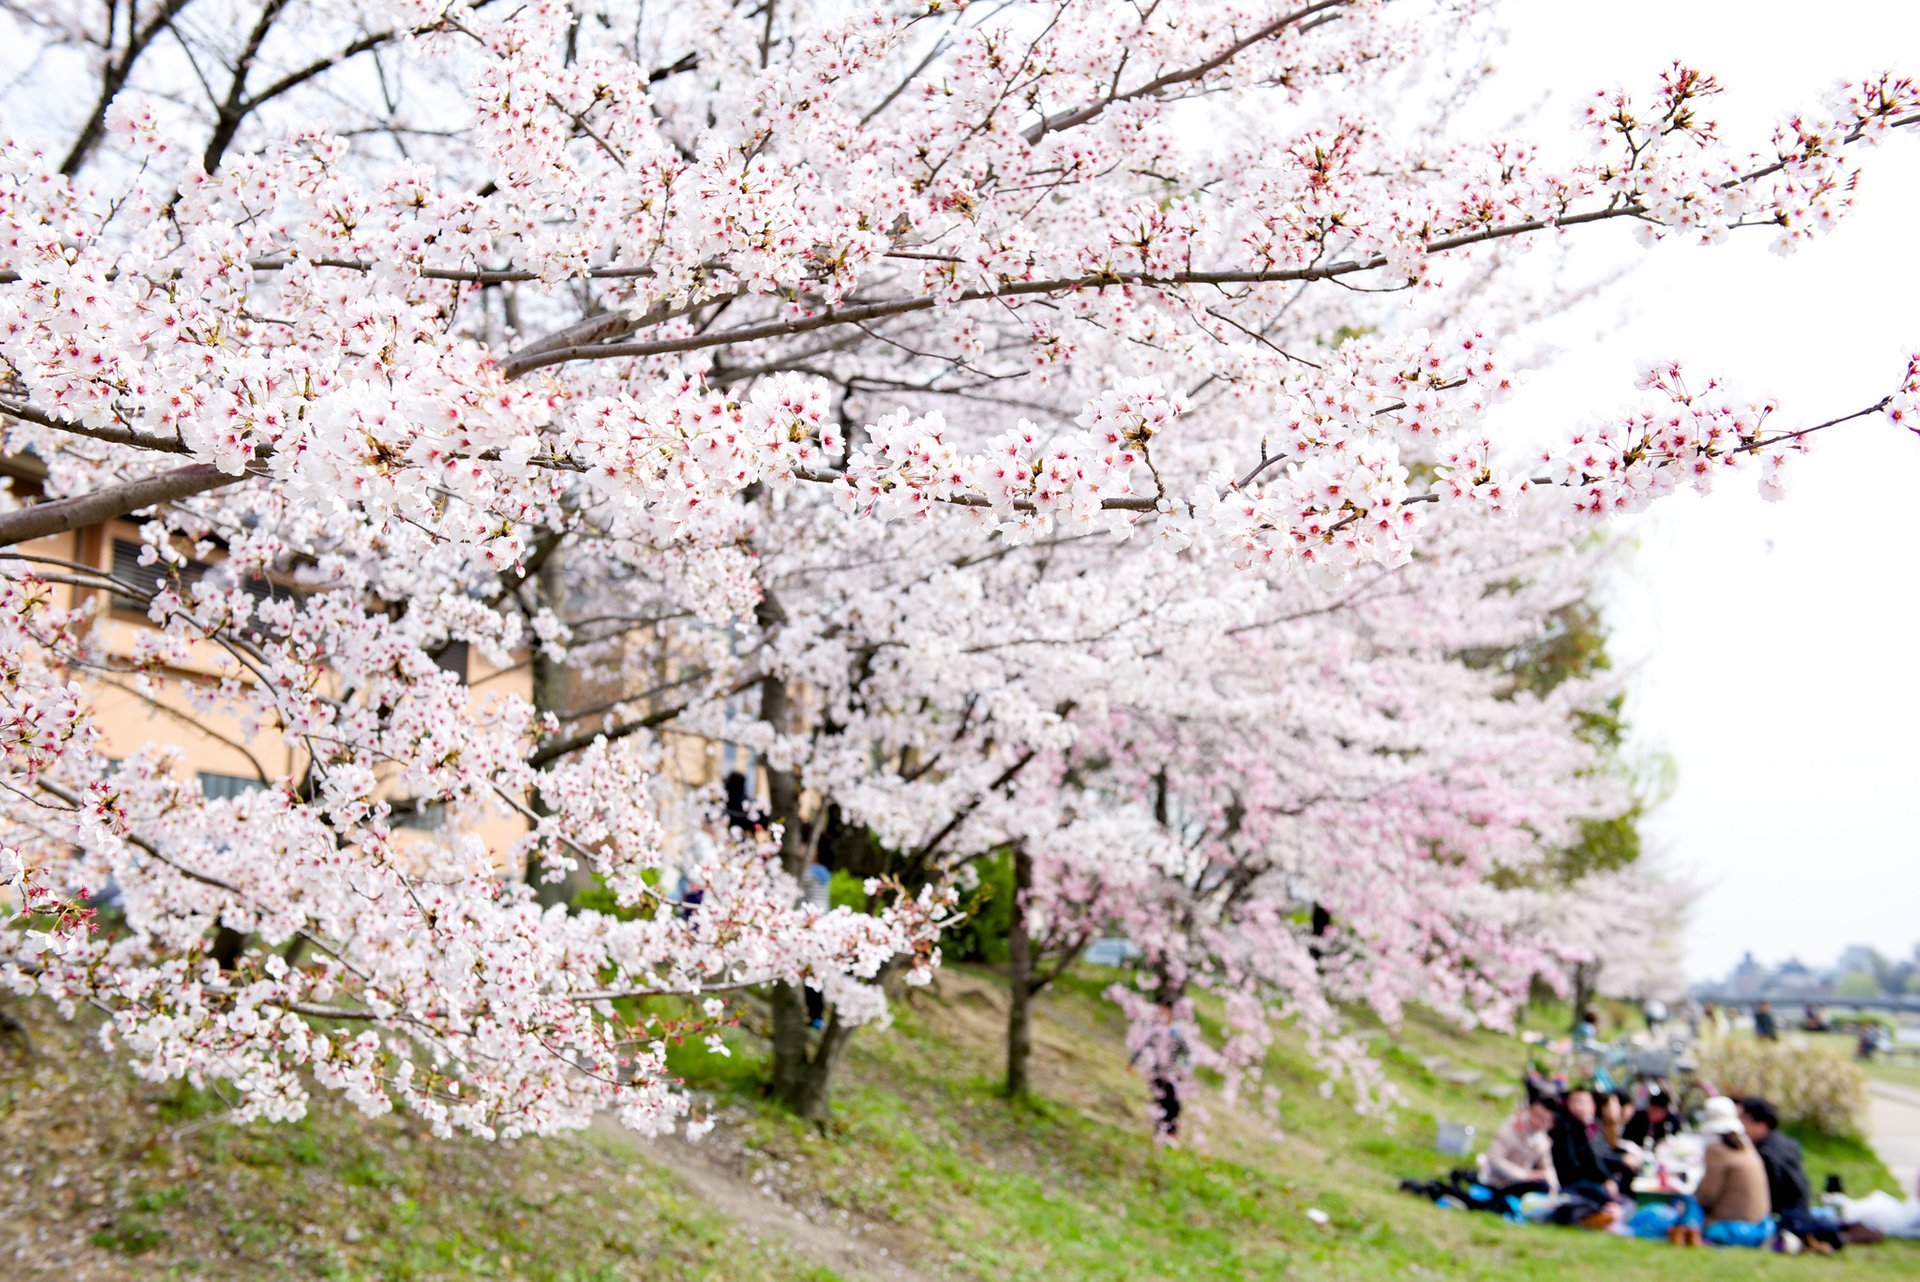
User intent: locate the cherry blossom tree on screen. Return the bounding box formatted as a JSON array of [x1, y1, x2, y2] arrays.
[[1, 0, 1916, 1137], [997, 511, 1622, 1112]]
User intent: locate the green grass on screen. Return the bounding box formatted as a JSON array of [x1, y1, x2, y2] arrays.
[[675, 966, 1919, 1280], [5, 972, 1917, 1281], [1850, 1043, 1920, 1095], [1866, 1060, 1920, 1093], [0, 1005, 834, 1281]]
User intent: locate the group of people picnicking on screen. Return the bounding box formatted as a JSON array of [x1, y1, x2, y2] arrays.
[[1403, 1070, 1909, 1253]]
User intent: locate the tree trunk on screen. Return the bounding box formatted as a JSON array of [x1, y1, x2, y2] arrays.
[[1570, 961, 1596, 1033], [792, 1012, 859, 1122], [763, 747, 814, 1107], [525, 548, 583, 909], [0, 1000, 30, 1058], [755, 595, 828, 1115], [1005, 847, 1035, 1099]]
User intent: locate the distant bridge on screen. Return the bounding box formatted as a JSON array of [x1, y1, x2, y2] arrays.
[[1692, 994, 1920, 1016]]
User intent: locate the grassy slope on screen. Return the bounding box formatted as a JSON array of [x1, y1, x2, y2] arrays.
[[2, 968, 1915, 1281], [695, 967, 1915, 1281], [0, 1002, 827, 1282]]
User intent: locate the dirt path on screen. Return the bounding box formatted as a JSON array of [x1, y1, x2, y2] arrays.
[[1866, 1080, 1920, 1196], [606, 1120, 936, 1282]]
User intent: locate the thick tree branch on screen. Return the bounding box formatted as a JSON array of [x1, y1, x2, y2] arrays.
[[0, 462, 255, 547]]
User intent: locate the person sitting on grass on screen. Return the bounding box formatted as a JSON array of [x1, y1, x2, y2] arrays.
[[1482, 1095, 1558, 1197], [1549, 1087, 1628, 1203], [1739, 1096, 1842, 1251], [1599, 1089, 1634, 1152], [1737, 1096, 1809, 1213], [1623, 1082, 1680, 1148], [1694, 1097, 1775, 1245]]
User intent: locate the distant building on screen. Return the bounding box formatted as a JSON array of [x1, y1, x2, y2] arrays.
[[1729, 952, 1767, 998], [1837, 945, 1880, 977], [1703, 942, 1920, 1004], [1766, 959, 1824, 999]]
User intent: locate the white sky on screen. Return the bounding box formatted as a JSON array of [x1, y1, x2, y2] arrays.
[[1475, 0, 1920, 980]]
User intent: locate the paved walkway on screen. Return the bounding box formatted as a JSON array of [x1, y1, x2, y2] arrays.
[[1866, 1080, 1920, 1196]]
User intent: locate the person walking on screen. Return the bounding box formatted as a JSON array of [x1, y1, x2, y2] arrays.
[[1753, 1000, 1778, 1042], [1132, 1004, 1190, 1141]]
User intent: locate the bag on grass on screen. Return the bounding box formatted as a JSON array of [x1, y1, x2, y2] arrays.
[[1702, 1216, 1776, 1248], [1628, 1203, 1684, 1240]]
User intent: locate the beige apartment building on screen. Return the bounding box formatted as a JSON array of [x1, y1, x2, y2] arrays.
[[3, 456, 532, 855], [2, 450, 775, 895]]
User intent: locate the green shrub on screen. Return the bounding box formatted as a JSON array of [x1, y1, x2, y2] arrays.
[[1695, 1038, 1868, 1137], [942, 851, 1015, 965], [828, 868, 872, 912]]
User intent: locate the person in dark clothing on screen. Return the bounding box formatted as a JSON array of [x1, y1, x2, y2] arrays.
[[1753, 1000, 1778, 1041], [1739, 1096, 1810, 1213], [1130, 1005, 1190, 1140], [1741, 1095, 1840, 1250], [1623, 1083, 1680, 1148], [1152, 1076, 1181, 1137], [722, 771, 756, 831], [1549, 1087, 1626, 1198]]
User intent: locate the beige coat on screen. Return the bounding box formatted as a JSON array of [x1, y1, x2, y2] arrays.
[[1697, 1135, 1770, 1224], [1483, 1111, 1554, 1187]]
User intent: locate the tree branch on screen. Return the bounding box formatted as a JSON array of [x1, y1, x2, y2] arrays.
[[1023, 1, 1347, 144], [0, 462, 257, 548]]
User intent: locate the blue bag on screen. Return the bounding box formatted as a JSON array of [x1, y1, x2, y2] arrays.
[[1628, 1203, 1683, 1240], [1703, 1216, 1776, 1248]]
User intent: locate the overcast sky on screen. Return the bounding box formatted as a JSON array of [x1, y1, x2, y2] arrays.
[[1473, 0, 1920, 981]]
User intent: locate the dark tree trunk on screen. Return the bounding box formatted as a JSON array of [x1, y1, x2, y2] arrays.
[[1006, 847, 1036, 1099], [0, 1001, 30, 1058], [763, 727, 813, 1110], [1570, 961, 1596, 1033], [210, 925, 247, 970], [525, 548, 585, 908], [755, 596, 837, 1116], [792, 1012, 859, 1122], [769, 979, 816, 1112]]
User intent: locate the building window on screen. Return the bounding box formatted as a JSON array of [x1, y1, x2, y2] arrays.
[[433, 641, 470, 683], [394, 800, 448, 832], [111, 538, 283, 616], [198, 771, 265, 801], [112, 539, 208, 613]]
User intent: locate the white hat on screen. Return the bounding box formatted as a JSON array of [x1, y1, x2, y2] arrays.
[[1699, 1095, 1743, 1136]]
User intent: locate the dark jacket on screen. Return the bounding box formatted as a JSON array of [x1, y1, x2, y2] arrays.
[[1622, 1108, 1679, 1149], [1754, 1129, 1811, 1214], [1549, 1113, 1617, 1190], [1754, 1008, 1778, 1040]]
